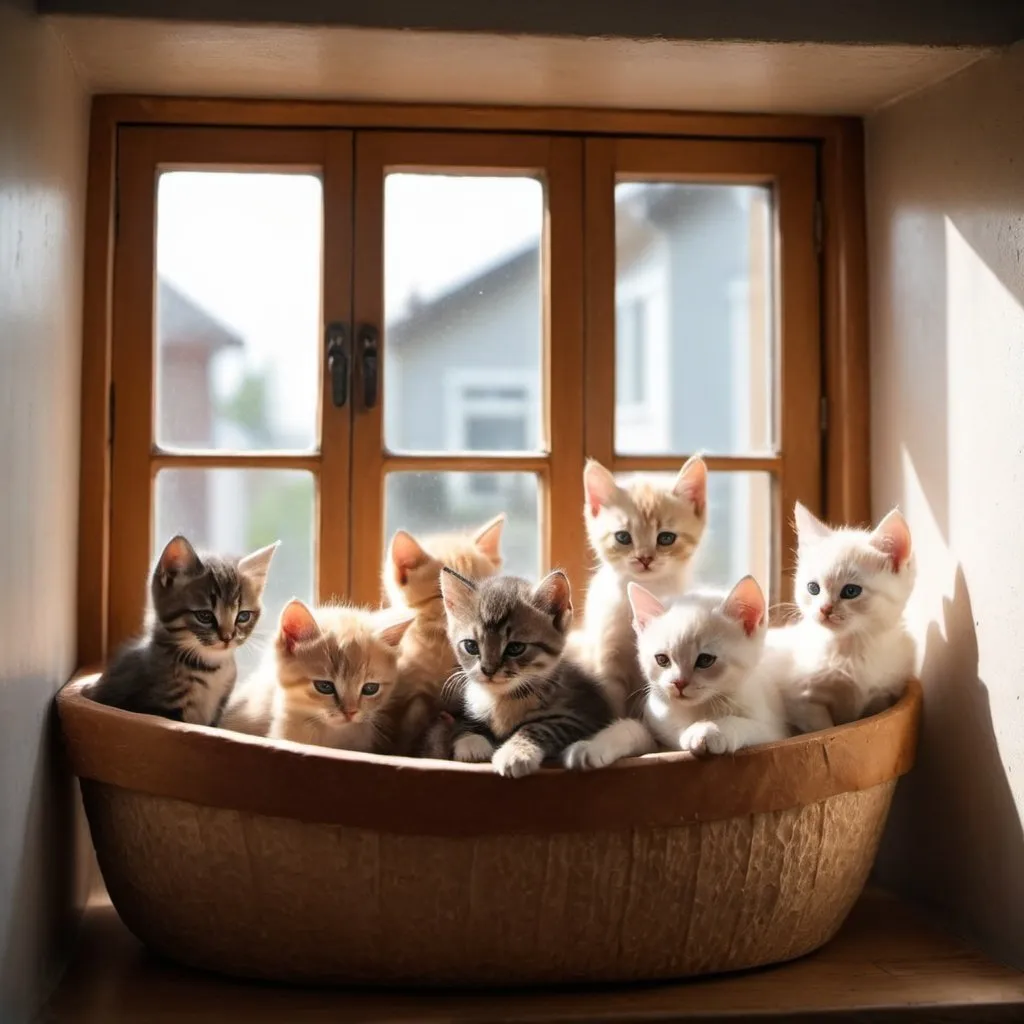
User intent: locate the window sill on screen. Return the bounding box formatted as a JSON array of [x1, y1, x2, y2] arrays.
[[44, 888, 1024, 1022]]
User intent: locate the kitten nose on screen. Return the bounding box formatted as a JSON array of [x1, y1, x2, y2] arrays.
[[480, 665, 498, 679], [219, 630, 234, 643], [342, 707, 357, 720], [820, 603, 834, 618], [637, 555, 653, 569], [673, 679, 688, 696]]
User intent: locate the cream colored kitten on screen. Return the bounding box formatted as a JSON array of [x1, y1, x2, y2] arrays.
[[565, 576, 786, 768], [765, 503, 917, 734], [574, 457, 707, 716], [221, 599, 413, 752]]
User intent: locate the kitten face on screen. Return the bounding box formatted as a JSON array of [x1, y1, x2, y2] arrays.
[[583, 457, 707, 583], [384, 515, 504, 609], [630, 576, 766, 707], [150, 535, 278, 658], [793, 504, 916, 637], [440, 569, 572, 696], [273, 600, 414, 729]]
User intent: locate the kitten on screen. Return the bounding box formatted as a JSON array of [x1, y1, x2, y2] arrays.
[[574, 456, 707, 717], [221, 599, 414, 752], [90, 535, 277, 725], [440, 568, 613, 778], [564, 576, 787, 768], [766, 503, 917, 733]]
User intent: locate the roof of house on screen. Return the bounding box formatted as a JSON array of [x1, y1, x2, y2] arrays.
[[158, 278, 244, 352]]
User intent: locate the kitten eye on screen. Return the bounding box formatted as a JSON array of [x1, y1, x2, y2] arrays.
[[313, 680, 336, 696], [193, 610, 216, 626], [461, 639, 480, 656], [654, 653, 671, 668], [807, 582, 821, 596], [694, 653, 717, 670], [840, 584, 862, 599], [614, 530, 632, 545], [235, 610, 252, 624], [361, 682, 381, 697], [656, 531, 677, 546], [504, 641, 527, 658]]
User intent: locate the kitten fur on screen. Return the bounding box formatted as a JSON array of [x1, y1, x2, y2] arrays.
[[766, 503, 917, 733], [91, 535, 277, 725], [565, 576, 787, 768], [440, 568, 613, 778], [574, 456, 707, 717], [221, 599, 414, 752]]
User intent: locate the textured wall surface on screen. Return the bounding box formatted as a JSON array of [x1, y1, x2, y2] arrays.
[[867, 45, 1024, 968], [0, 2, 89, 1020]]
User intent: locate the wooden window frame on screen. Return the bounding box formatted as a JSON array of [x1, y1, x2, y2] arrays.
[[77, 97, 868, 667]]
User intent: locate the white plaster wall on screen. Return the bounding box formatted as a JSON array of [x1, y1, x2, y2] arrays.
[[0, 3, 89, 1020], [867, 44, 1024, 968]]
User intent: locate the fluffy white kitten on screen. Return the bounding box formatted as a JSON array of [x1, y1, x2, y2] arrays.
[[564, 576, 787, 768], [767, 502, 917, 734], [573, 456, 707, 717]]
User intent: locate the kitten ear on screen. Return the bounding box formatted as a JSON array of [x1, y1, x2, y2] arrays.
[[583, 459, 619, 516], [440, 566, 478, 618], [238, 540, 280, 593], [373, 610, 416, 649], [627, 582, 666, 633], [388, 530, 430, 585], [672, 455, 707, 517], [155, 535, 202, 586], [794, 501, 832, 545], [721, 575, 766, 637], [278, 599, 320, 654], [532, 570, 573, 633], [870, 508, 912, 573], [473, 514, 505, 563]]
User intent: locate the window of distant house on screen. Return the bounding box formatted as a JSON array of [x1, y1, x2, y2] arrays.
[[98, 126, 822, 654]]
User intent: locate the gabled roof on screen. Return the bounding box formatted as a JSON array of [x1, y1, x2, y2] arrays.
[[158, 278, 244, 352]]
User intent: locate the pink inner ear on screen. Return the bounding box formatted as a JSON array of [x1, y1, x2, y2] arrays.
[[474, 515, 505, 561], [389, 531, 429, 585], [871, 510, 912, 572], [722, 576, 765, 637], [628, 582, 666, 632], [673, 456, 707, 517], [159, 536, 199, 577], [279, 601, 319, 653], [583, 460, 617, 516]]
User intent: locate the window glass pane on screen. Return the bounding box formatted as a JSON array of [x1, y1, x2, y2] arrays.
[[614, 471, 773, 594], [383, 174, 544, 455], [154, 468, 315, 675], [385, 471, 540, 579], [155, 172, 322, 452], [614, 183, 773, 457]]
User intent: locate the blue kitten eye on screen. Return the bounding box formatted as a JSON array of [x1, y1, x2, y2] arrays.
[[807, 582, 821, 596], [840, 584, 862, 599], [235, 610, 252, 624], [614, 531, 632, 545], [313, 680, 336, 696], [695, 653, 717, 670], [361, 682, 381, 697], [193, 610, 215, 626], [504, 641, 527, 657], [657, 531, 677, 546], [655, 653, 670, 668], [461, 639, 480, 656]]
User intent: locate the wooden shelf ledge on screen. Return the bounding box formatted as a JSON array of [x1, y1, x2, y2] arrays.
[[43, 888, 1024, 1022]]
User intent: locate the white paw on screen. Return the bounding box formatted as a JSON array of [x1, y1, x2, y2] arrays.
[[681, 721, 731, 756], [492, 739, 544, 778], [453, 734, 495, 763], [562, 738, 613, 770]]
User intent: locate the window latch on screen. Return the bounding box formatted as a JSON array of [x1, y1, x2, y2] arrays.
[[359, 324, 379, 410], [325, 322, 350, 408]]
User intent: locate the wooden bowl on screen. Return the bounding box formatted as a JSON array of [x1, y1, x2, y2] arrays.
[[57, 675, 921, 986]]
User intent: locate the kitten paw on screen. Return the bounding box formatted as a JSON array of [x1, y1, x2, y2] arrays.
[[562, 739, 613, 770], [453, 734, 495, 763], [492, 737, 544, 778], [681, 721, 730, 756]]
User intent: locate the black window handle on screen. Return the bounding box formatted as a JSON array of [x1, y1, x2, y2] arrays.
[[359, 324, 379, 410], [325, 322, 350, 408]]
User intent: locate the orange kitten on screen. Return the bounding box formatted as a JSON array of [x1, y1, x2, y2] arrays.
[[222, 599, 413, 752]]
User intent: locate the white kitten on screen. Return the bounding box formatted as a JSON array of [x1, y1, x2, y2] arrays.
[[767, 503, 917, 733], [572, 456, 707, 717], [564, 576, 787, 768]]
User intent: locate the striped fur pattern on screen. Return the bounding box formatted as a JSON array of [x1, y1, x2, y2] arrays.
[[90, 535, 278, 725], [440, 569, 613, 777]]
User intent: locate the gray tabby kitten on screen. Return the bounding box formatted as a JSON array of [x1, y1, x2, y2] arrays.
[[91, 534, 278, 725], [439, 568, 613, 778]]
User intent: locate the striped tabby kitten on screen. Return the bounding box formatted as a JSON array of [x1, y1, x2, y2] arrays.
[[91, 535, 278, 725], [440, 568, 613, 778]]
